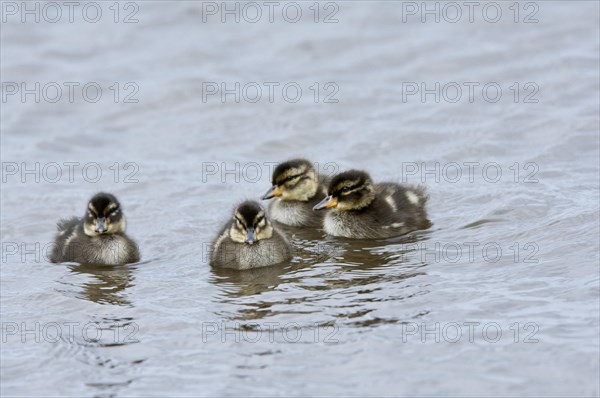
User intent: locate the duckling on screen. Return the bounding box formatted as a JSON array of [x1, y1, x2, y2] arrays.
[[261, 159, 329, 227], [313, 170, 429, 239], [211, 200, 292, 270], [50, 193, 140, 265]]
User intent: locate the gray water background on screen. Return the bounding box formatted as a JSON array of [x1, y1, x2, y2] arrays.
[[1, 1, 599, 396]]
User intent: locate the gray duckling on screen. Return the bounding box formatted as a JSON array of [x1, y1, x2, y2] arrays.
[[211, 200, 292, 270], [50, 192, 140, 265], [261, 159, 329, 227], [313, 170, 429, 239]]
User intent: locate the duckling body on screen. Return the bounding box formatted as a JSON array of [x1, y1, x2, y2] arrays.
[[267, 187, 328, 227], [211, 201, 292, 270], [262, 159, 329, 227], [314, 171, 429, 239], [50, 193, 139, 265]]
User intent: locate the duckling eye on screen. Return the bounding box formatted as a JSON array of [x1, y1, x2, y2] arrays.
[[341, 186, 352, 193], [283, 174, 302, 183]]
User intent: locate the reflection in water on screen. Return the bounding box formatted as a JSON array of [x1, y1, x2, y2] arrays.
[[210, 231, 432, 324], [67, 263, 136, 306], [211, 262, 307, 298]]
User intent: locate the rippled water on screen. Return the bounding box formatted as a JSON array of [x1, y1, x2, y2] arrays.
[[1, 1, 599, 396]]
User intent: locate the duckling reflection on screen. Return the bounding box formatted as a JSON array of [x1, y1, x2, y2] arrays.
[[209, 261, 318, 322], [210, 263, 298, 298], [323, 232, 432, 272], [314, 170, 430, 239], [68, 263, 135, 306], [308, 237, 431, 330]]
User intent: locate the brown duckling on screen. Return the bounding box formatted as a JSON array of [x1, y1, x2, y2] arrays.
[[50, 192, 140, 265], [261, 159, 328, 227], [211, 200, 292, 270], [313, 170, 429, 239]]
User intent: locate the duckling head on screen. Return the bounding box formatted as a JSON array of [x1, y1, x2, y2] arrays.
[[83, 192, 127, 236], [262, 159, 319, 202], [313, 170, 376, 211], [229, 201, 273, 245]]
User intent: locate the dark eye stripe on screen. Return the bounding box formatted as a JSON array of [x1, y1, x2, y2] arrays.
[[279, 174, 303, 184], [286, 176, 310, 190], [336, 184, 359, 194], [235, 217, 246, 227]]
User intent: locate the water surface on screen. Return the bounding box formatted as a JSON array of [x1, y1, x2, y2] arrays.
[[1, 1, 599, 396]]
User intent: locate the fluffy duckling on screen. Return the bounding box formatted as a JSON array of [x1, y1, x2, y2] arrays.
[[50, 193, 140, 265], [261, 159, 329, 227], [313, 170, 429, 239], [211, 201, 292, 270]]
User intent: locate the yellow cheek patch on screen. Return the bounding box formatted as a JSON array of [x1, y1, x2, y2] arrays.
[[326, 197, 339, 208], [272, 186, 283, 197], [229, 225, 247, 243]]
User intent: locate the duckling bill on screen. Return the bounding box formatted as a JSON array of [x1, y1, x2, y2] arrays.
[[261, 158, 329, 227], [313, 170, 430, 239], [50, 193, 140, 265], [211, 200, 292, 270]]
